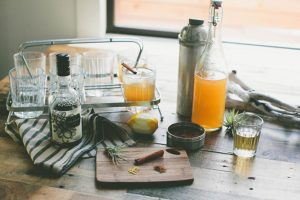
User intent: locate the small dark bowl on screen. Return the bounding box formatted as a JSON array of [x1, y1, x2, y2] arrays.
[[167, 122, 205, 151]]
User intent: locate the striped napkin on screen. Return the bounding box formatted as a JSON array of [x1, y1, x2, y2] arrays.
[[5, 109, 135, 176]]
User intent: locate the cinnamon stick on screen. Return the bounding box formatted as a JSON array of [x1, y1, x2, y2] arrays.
[[134, 150, 164, 165], [121, 62, 137, 74]]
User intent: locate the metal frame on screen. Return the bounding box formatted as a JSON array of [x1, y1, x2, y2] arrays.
[[6, 85, 163, 123], [6, 87, 162, 111], [106, 0, 178, 38], [6, 37, 164, 125], [106, 0, 300, 51], [19, 37, 144, 78]]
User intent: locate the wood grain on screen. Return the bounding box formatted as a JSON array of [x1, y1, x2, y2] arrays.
[[0, 137, 299, 199], [0, 35, 300, 199], [96, 147, 193, 187], [0, 178, 112, 200], [95, 108, 300, 163]]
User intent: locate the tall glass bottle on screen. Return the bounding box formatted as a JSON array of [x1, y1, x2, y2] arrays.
[[49, 54, 82, 146], [192, 0, 228, 132]]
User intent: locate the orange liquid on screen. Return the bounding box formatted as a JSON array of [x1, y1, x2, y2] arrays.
[[124, 82, 155, 101], [192, 71, 227, 131]]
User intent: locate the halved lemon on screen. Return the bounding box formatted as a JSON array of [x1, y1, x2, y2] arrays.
[[127, 112, 158, 135]]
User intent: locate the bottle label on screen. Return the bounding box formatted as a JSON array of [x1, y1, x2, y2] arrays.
[[65, 113, 81, 127], [51, 107, 82, 145]]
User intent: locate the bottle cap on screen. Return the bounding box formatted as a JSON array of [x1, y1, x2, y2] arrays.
[[189, 19, 204, 26], [56, 53, 70, 76], [211, 0, 222, 8], [178, 18, 207, 46]]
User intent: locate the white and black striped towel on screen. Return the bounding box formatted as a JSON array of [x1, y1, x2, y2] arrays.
[[5, 109, 135, 176]]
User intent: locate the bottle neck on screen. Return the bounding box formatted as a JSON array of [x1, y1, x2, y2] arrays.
[[58, 75, 71, 89], [208, 3, 223, 43]]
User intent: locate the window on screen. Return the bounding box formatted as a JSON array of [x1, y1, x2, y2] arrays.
[[107, 0, 300, 48]]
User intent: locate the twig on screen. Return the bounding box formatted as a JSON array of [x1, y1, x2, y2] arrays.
[[227, 70, 300, 128], [121, 63, 137, 74], [104, 145, 127, 165]]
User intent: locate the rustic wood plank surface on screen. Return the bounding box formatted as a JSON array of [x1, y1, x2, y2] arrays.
[[0, 35, 300, 199], [96, 147, 193, 187], [0, 178, 113, 200]]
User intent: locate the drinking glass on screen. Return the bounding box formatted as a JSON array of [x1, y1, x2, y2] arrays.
[[14, 51, 46, 76], [122, 64, 156, 113], [9, 68, 46, 118], [117, 48, 147, 83], [48, 52, 85, 102], [82, 51, 115, 96], [233, 112, 264, 158]]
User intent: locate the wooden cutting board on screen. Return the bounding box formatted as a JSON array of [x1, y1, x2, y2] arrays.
[[96, 147, 194, 187]]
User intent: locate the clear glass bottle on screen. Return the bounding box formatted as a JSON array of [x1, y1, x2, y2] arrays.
[[49, 54, 82, 146], [192, 0, 228, 132]]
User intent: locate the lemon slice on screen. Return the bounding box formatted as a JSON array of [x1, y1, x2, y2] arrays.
[[127, 112, 158, 135]]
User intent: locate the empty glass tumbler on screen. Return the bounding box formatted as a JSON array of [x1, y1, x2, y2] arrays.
[[9, 68, 46, 118], [14, 51, 46, 76], [82, 51, 115, 96]]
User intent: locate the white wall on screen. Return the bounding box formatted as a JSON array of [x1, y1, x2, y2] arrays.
[[76, 0, 106, 38], [0, 0, 105, 79]]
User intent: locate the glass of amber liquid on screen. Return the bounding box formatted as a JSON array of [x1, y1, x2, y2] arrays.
[[122, 66, 156, 112], [233, 113, 263, 158], [192, 71, 227, 131]]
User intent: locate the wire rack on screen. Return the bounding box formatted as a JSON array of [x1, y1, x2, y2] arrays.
[[6, 37, 163, 125]]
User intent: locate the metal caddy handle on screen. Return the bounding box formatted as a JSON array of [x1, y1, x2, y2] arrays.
[[6, 37, 164, 126]]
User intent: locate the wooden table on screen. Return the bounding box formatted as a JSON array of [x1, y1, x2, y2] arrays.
[[0, 36, 300, 200]]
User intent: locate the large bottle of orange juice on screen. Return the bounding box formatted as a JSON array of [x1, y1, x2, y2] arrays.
[[192, 0, 228, 132]]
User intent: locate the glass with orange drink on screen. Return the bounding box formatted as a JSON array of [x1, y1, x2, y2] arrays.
[[122, 66, 156, 112]]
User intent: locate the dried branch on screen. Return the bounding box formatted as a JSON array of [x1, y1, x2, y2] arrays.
[[227, 70, 300, 129]]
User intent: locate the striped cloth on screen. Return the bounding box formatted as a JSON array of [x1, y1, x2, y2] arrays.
[[5, 109, 135, 176]]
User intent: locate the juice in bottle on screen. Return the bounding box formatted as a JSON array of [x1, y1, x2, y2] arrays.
[[192, 71, 227, 131], [191, 0, 227, 131]]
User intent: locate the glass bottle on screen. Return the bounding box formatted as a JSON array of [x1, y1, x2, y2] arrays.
[[191, 0, 228, 132], [49, 54, 82, 146]]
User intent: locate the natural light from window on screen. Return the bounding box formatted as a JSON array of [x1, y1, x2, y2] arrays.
[[114, 0, 300, 47]]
